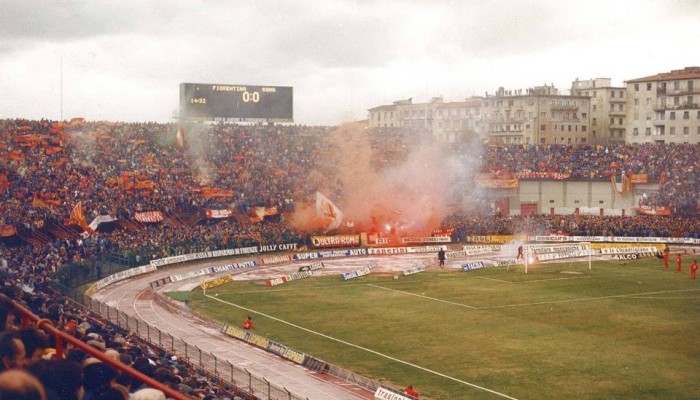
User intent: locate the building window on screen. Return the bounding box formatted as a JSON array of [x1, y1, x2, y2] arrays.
[[610, 118, 615, 125], [646, 98, 651, 105], [619, 91, 624, 98], [568, 125, 572, 132], [540, 112, 547, 117], [683, 126, 689, 135], [611, 91, 615, 98], [618, 118, 623, 125], [634, 84, 639, 91], [683, 111, 689, 119], [582, 125, 587, 132], [670, 127, 675, 135], [592, 118, 596, 126], [670, 112, 676, 120], [674, 81, 679, 90], [633, 127, 639, 136], [582, 112, 587, 119], [634, 113, 639, 121], [592, 104, 597, 111], [634, 98, 639, 106], [540, 124, 546, 131], [540, 138, 546, 144], [618, 104, 624, 111], [581, 138, 587, 143], [647, 83, 652, 91], [645, 127, 651, 135]]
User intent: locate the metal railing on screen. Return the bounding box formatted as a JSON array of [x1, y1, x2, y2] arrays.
[[68, 289, 309, 400]]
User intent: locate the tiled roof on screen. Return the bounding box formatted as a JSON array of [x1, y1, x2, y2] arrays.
[[626, 67, 700, 83]]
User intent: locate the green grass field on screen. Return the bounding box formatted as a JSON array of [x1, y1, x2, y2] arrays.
[[184, 259, 700, 400]]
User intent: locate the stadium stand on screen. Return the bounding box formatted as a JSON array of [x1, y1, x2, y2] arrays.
[[0, 118, 699, 398]]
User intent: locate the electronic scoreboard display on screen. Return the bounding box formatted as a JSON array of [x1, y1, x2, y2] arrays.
[[179, 83, 293, 122]]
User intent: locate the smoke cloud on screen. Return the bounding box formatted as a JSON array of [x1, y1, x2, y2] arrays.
[[289, 122, 486, 235]]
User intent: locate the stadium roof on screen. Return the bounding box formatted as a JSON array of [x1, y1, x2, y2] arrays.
[[625, 66, 700, 83]]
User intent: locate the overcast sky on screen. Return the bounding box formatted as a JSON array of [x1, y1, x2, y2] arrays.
[[1, 0, 698, 125]]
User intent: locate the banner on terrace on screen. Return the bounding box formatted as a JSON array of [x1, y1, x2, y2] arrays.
[[311, 235, 360, 248], [629, 174, 648, 184], [475, 174, 519, 188], [514, 172, 571, 180], [206, 209, 233, 219], [635, 205, 672, 216], [134, 211, 164, 223]]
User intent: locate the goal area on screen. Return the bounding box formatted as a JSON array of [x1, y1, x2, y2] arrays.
[[523, 242, 593, 274]]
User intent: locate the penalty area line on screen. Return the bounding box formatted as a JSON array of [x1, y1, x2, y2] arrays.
[[204, 293, 518, 400]]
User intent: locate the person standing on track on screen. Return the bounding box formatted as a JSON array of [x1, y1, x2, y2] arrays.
[[517, 245, 524, 259], [676, 253, 683, 272], [662, 247, 670, 269], [437, 248, 446, 268]]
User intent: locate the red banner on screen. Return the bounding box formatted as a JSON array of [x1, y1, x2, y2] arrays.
[[0, 225, 16, 237], [635, 205, 672, 216], [206, 209, 233, 219]]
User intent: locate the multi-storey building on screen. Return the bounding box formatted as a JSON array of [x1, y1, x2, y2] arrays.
[[432, 97, 482, 142], [626, 66, 700, 144], [367, 103, 398, 128], [571, 78, 626, 144], [481, 85, 591, 145]]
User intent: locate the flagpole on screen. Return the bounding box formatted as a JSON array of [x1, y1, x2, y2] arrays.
[[60, 55, 63, 121]]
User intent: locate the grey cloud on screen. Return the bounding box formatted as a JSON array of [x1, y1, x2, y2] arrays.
[[269, 16, 398, 68]]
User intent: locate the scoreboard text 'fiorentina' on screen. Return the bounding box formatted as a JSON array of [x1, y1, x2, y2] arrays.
[[179, 83, 293, 123]]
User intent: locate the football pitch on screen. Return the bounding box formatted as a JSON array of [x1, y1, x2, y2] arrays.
[[186, 259, 700, 400]]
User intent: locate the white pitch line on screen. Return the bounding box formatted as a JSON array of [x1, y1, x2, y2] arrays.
[[205, 293, 518, 400], [366, 284, 478, 309], [480, 288, 700, 309], [478, 276, 514, 284], [523, 275, 595, 283]]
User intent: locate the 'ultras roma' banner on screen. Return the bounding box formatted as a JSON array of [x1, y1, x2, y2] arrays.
[[475, 174, 519, 189], [635, 205, 672, 216], [311, 235, 360, 247]]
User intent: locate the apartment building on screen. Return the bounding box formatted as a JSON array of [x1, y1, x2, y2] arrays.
[[626, 66, 700, 144], [481, 85, 591, 145], [571, 78, 625, 144]]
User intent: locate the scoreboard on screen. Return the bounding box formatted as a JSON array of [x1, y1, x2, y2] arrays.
[[179, 83, 293, 122]]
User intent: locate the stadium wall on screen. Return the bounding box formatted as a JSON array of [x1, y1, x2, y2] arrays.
[[491, 180, 657, 215]]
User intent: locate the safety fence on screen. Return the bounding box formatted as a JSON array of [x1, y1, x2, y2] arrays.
[[63, 289, 309, 400]]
